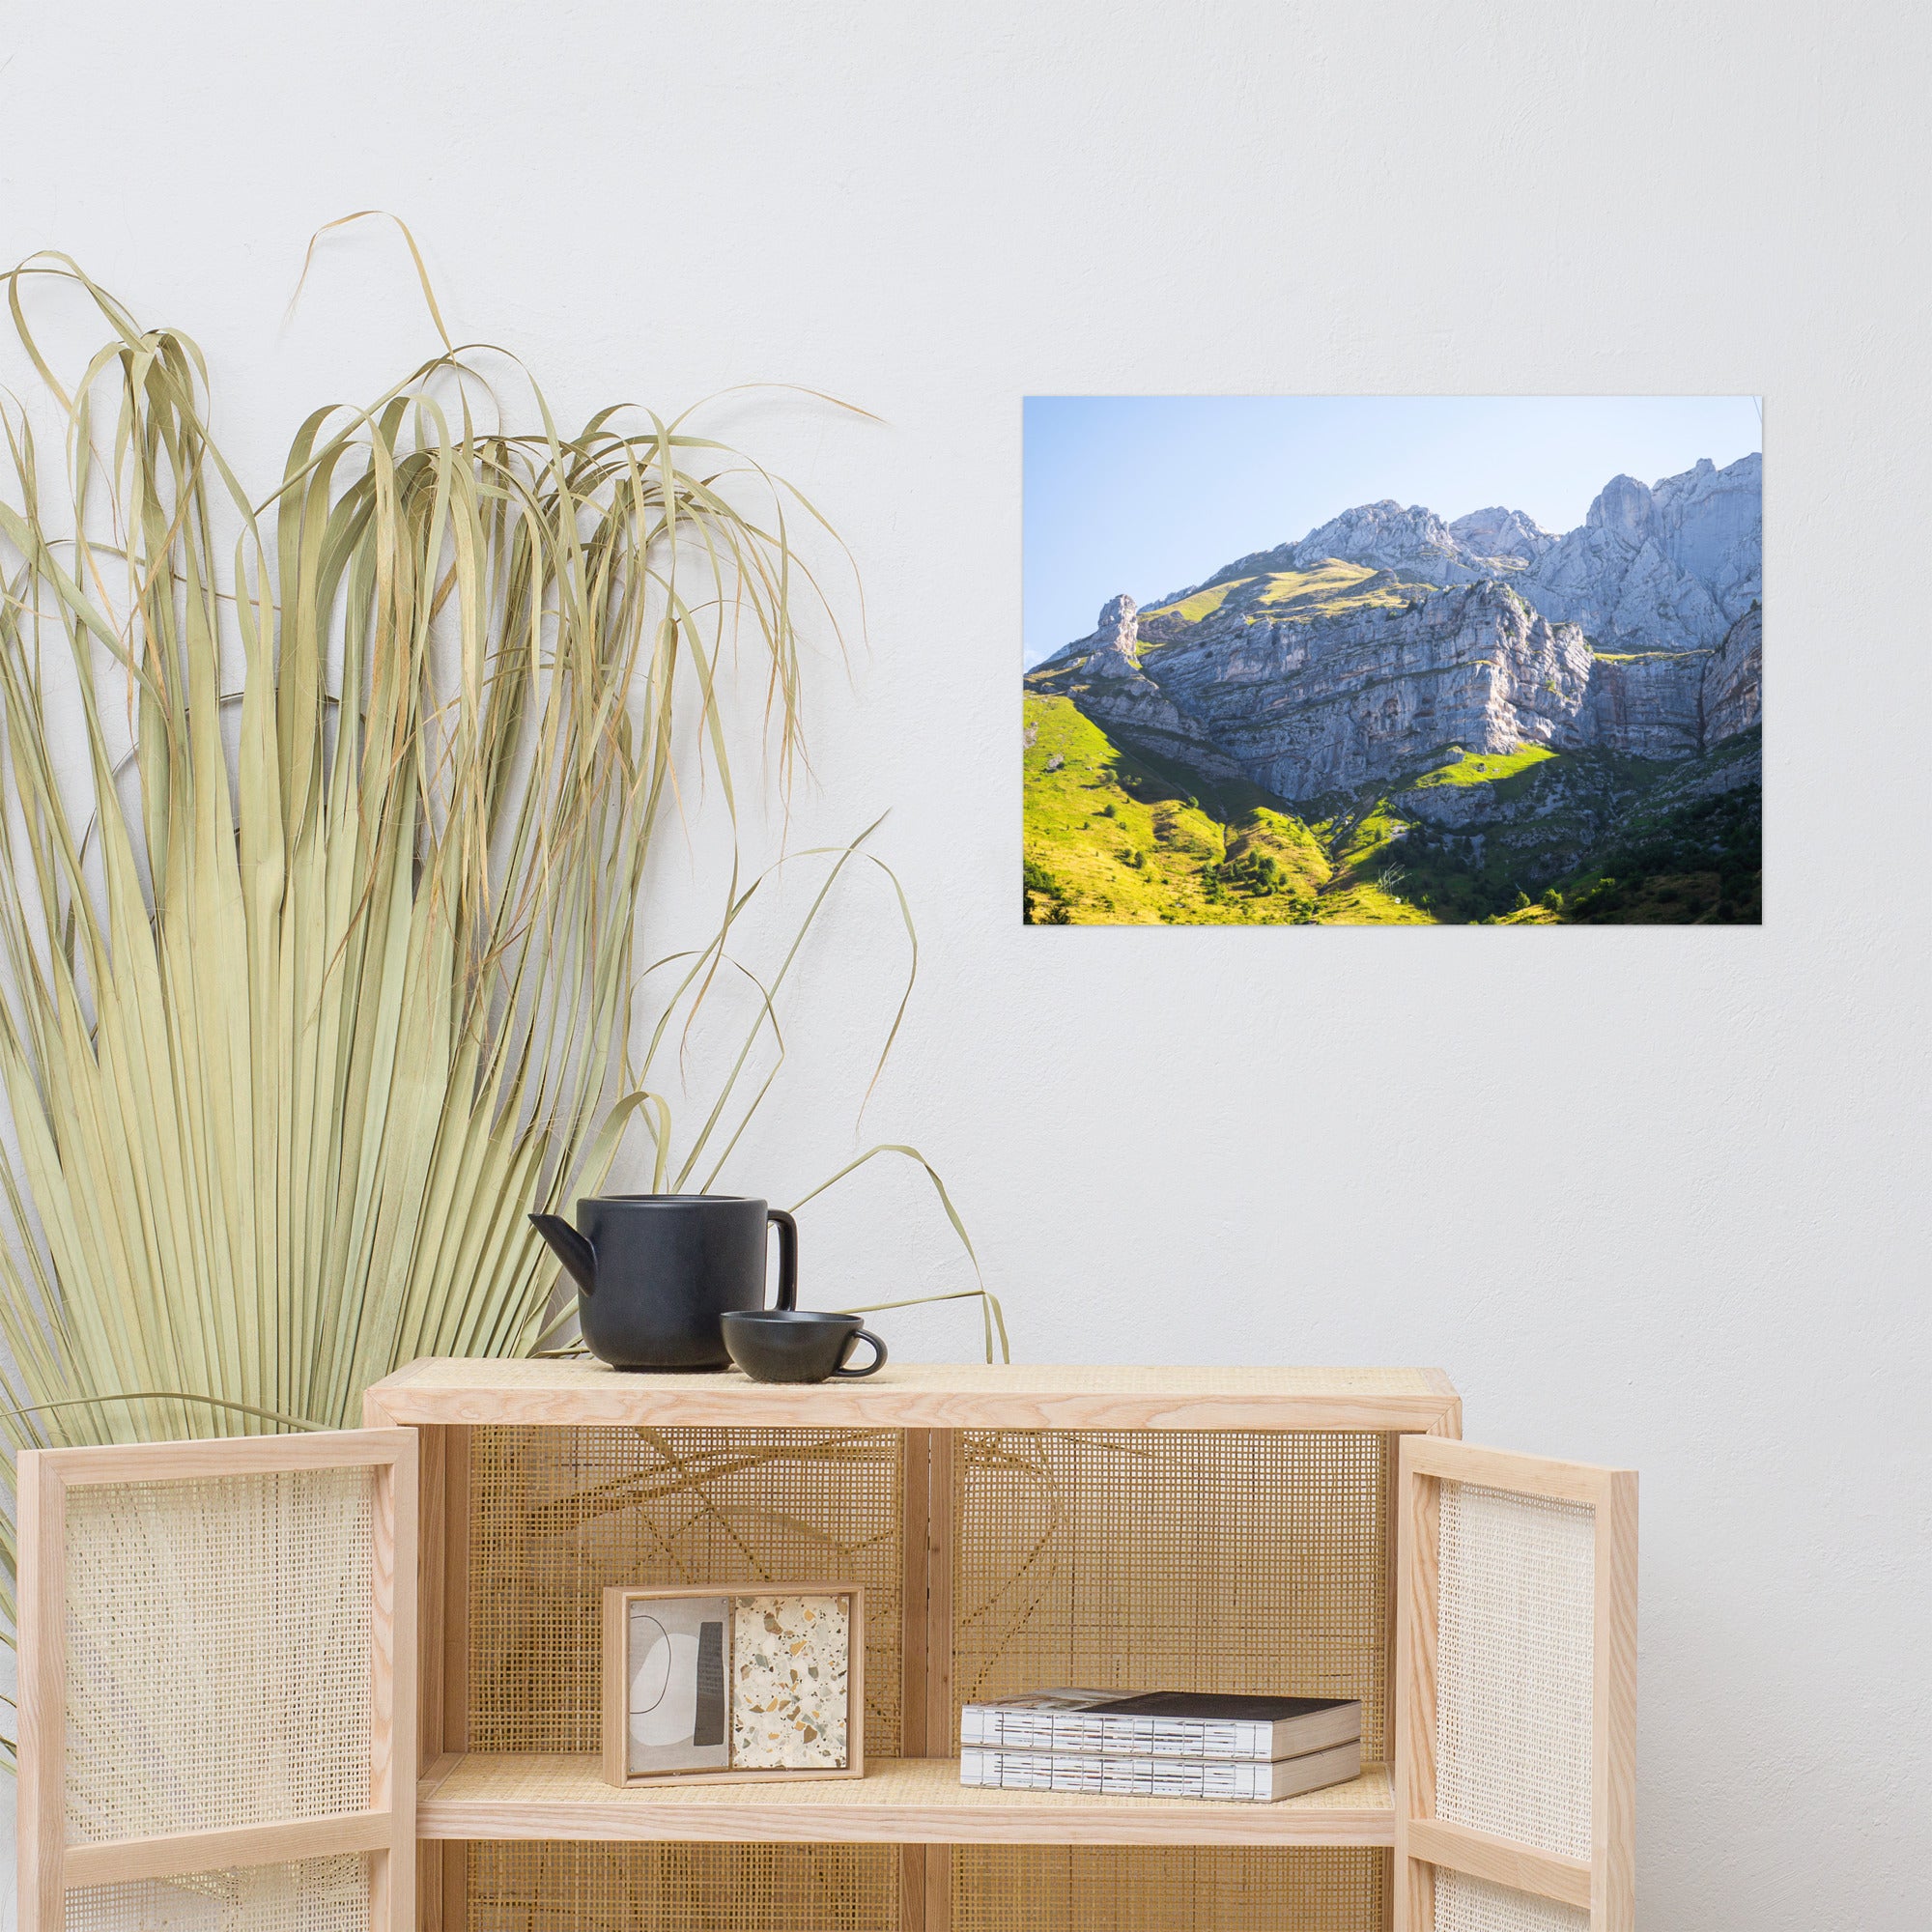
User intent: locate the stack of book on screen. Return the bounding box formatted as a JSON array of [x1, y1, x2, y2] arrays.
[[958, 1688, 1362, 1804]]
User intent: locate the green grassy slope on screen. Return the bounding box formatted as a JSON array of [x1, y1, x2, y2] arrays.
[[1408, 745, 1557, 788], [1140, 561, 1427, 649], [1356, 734, 1762, 923], [1141, 579, 1254, 624], [1253, 559, 1422, 617], [1023, 696, 1436, 925], [1024, 694, 1761, 926], [1560, 752, 1761, 923]]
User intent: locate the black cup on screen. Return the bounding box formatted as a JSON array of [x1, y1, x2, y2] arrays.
[[721, 1310, 888, 1384]]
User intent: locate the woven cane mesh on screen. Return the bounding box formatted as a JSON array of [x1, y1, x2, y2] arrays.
[[1435, 1480, 1595, 1861], [63, 1469, 375, 1842], [953, 1431, 1392, 1758], [64, 1856, 370, 1932], [466, 1841, 897, 1932], [952, 1847, 1387, 1931], [468, 1426, 902, 1756], [1434, 1870, 1590, 1932]]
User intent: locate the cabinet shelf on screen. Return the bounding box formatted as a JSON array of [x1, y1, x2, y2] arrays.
[[367, 1356, 1463, 1434], [415, 1752, 1395, 1848]]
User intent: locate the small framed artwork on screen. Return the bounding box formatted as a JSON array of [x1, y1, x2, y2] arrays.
[[601, 1583, 865, 1787]]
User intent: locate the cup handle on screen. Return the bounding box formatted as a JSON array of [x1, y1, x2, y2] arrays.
[[832, 1328, 888, 1378], [767, 1208, 798, 1311]]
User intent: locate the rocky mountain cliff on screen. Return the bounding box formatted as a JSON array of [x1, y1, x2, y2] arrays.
[[1448, 504, 1555, 565], [1519, 454, 1761, 651], [1168, 497, 1545, 604], [1029, 453, 1761, 805]]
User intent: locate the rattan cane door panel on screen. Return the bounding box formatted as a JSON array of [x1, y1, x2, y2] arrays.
[[1431, 1870, 1589, 1932], [1394, 1440, 1636, 1932], [15, 1432, 415, 1932], [63, 1856, 374, 1932], [63, 1467, 377, 1842], [952, 1430, 1394, 1760], [1435, 1484, 1595, 1861]]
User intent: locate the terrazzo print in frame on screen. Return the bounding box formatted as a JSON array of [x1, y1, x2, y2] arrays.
[[731, 1593, 854, 1771]]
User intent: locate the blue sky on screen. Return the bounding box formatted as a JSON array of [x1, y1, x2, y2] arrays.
[[1023, 396, 1762, 665]]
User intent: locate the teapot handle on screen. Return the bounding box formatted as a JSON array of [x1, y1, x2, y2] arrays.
[[767, 1208, 798, 1311]]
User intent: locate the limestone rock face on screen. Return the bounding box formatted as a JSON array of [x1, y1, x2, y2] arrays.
[[1089, 592, 1140, 667], [1608, 539, 1727, 645], [1050, 582, 1594, 801], [1448, 505, 1556, 566], [1519, 520, 1668, 639], [1575, 652, 1708, 759], [1193, 498, 1548, 593], [1031, 592, 1141, 676], [1288, 499, 1491, 584], [1402, 778, 1519, 830], [1591, 472, 1656, 544], [1701, 604, 1762, 744], [1655, 454, 1762, 621], [1026, 455, 1761, 808], [1028, 593, 1240, 778], [1520, 453, 1761, 650]]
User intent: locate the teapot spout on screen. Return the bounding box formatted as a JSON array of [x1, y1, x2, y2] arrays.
[[529, 1212, 598, 1295]]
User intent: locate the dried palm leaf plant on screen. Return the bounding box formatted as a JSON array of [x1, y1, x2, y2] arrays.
[[0, 236, 1002, 1764]]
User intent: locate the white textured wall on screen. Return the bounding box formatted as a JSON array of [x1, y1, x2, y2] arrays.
[[4, 3, 1928, 1926]]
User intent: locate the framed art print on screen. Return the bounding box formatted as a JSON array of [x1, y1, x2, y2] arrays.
[[1023, 395, 1761, 926], [611, 1590, 732, 1776], [601, 1583, 865, 1787]]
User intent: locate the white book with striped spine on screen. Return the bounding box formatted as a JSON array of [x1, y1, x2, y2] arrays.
[[958, 1689, 1361, 1763], [958, 1737, 1363, 1804]]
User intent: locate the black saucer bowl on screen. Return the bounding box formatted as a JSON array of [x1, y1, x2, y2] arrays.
[[721, 1309, 888, 1383]]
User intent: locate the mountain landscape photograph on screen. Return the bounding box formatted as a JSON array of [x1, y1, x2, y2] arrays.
[[1023, 396, 1762, 925]]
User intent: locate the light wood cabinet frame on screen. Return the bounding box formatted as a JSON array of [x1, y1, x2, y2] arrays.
[[16, 1364, 1639, 1932], [373, 1363, 1463, 1932]]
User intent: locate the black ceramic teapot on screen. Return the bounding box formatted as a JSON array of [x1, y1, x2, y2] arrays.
[[529, 1194, 798, 1371]]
